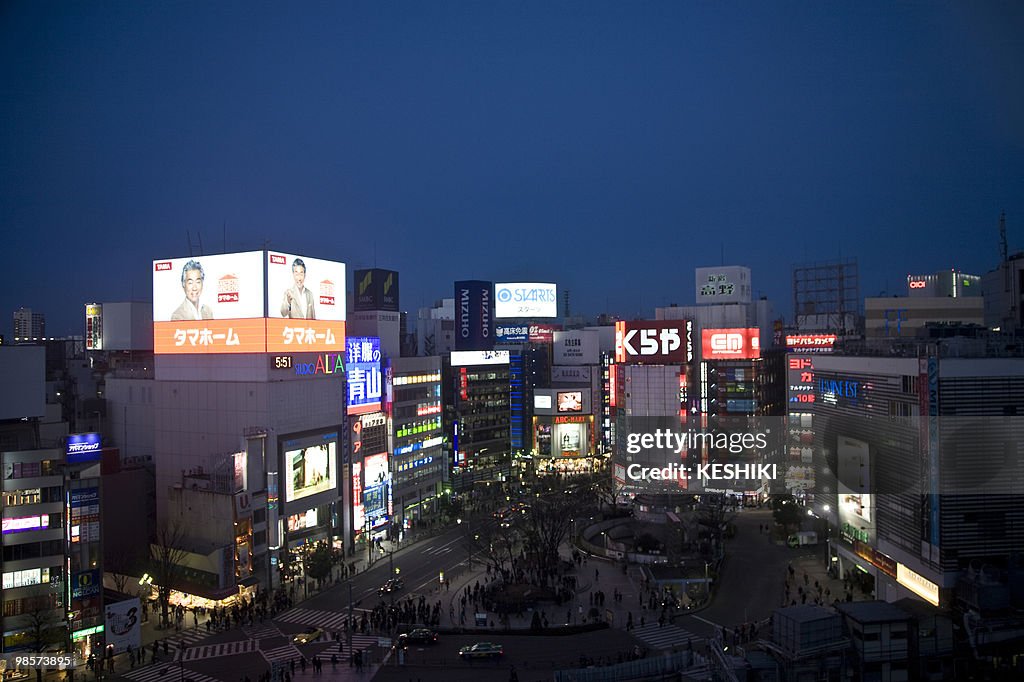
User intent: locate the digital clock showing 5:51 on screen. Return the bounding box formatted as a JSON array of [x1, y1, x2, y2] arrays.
[[272, 356, 293, 369]]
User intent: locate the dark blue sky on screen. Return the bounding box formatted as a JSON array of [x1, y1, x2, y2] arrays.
[[3, 2, 1023, 337]]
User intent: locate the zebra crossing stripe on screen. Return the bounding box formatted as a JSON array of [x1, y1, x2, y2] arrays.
[[243, 623, 282, 639], [630, 623, 704, 650], [318, 635, 383, 653], [180, 640, 257, 662], [260, 643, 303, 665], [275, 608, 350, 630], [123, 664, 222, 682]]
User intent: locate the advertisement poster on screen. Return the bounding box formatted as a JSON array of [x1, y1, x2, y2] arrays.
[[105, 598, 142, 654], [283, 436, 337, 502]]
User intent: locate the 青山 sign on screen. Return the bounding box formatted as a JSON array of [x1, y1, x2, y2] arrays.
[[347, 337, 382, 415]]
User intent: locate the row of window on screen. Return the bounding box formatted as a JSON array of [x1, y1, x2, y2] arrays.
[[4, 460, 62, 480], [3, 487, 63, 507], [2, 567, 55, 590], [394, 385, 441, 403], [3, 593, 58, 617], [3, 540, 65, 563]]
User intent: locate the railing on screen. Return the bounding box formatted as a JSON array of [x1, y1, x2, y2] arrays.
[[553, 651, 706, 682]]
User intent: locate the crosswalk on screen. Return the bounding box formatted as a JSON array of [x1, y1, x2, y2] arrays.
[[629, 622, 704, 651], [276, 607, 351, 631], [318, 634, 386, 656], [122, 663, 222, 682], [140, 628, 213, 661], [242, 622, 283, 640], [260, 643, 303, 665], [178, 639, 258, 662]]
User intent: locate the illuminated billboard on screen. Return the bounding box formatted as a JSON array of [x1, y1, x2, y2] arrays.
[[154, 252, 265, 322], [85, 304, 103, 350], [67, 433, 102, 464], [614, 320, 693, 364], [785, 334, 837, 352], [267, 252, 345, 321], [362, 452, 390, 530], [837, 435, 874, 545], [494, 283, 557, 318], [454, 280, 494, 351], [450, 350, 509, 366], [283, 434, 337, 503], [153, 252, 267, 354], [354, 268, 399, 312], [346, 337, 383, 415], [701, 328, 761, 360], [551, 416, 592, 457], [557, 391, 583, 413], [267, 252, 346, 354]]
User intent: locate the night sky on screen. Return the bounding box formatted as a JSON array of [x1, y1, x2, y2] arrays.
[[3, 2, 1023, 337]]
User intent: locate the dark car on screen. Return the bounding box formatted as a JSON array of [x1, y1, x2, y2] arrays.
[[378, 577, 404, 596], [397, 628, 438, 647], [458, 642, 503, 659]]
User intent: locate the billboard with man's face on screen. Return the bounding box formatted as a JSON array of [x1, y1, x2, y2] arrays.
[[152, 252, 267, 353], [267, 252, 346, 353], [153, 250, 347, 354]]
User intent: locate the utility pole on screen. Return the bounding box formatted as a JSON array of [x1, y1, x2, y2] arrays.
[[347, 582, 353, 666]]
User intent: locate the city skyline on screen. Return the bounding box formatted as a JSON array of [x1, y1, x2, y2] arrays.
[[3, 2, 1023, 337]]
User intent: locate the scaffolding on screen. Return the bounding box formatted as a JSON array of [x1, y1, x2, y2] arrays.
[[793, 258, 861, 335]]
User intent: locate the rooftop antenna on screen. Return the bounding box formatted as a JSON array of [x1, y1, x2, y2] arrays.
[[999, 211, 1008, 263]]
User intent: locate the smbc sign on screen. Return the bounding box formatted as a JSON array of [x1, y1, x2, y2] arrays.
[[614, 320, 692, 364]]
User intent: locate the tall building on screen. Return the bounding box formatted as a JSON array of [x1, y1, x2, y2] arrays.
[[146, 250, 348, 600], [981, 252, 1024, 331], [804, 350, 1024, 609], [1, 345, 105, 663], [13, 307, 46, 342], [389, 356, 445, 529], [447, 349, 511, 485]]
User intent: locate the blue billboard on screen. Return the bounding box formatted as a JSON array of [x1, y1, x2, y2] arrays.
[[346, 336, 382, 415], [454, 280, 494, 351], [66, 433, 102, 464]]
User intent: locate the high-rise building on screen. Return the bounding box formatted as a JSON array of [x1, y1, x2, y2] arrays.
[[804, 351, 1024, 609], [13, 307, 46, 342], [446, 349, 511, 482], [389, 356, 445, 529]]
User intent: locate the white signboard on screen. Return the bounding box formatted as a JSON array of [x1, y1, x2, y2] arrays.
[[695, 266, 751, 304], [553, 330, 599, 365], [450, 350, 510, 366], [551, 366, 592, 383], [494, 283, 557, 318], [105, 598, 142, 654]]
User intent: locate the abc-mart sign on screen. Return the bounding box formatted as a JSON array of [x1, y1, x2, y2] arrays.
[[494, 283, 557, 318], [701, 328, 761, 360], [614, 320, 693, 364]]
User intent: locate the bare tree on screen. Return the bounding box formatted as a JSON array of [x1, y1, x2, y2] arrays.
[[523, 493, 585, 575], [17, 587, 64, 682], [105, 548, 143, 596], [150, 520, 190, 629]]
